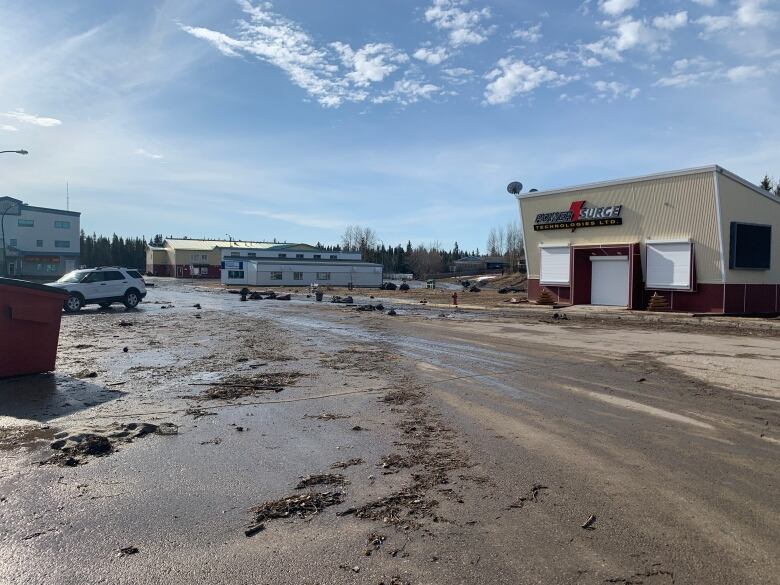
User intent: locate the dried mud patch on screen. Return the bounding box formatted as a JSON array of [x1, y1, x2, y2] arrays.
[[321, 346, 398, 374]]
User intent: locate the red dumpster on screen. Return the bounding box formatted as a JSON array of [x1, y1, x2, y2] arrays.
[[0, 277, 69, 378]]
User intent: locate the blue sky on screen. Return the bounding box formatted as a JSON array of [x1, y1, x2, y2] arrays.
[[1, 0, 779, 251]]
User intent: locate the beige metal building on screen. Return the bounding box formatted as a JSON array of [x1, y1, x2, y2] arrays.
[[515, 165, 780, 313]]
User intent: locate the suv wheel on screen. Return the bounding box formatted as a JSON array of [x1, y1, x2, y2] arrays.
[[64, 294, 83, 313], [123, 289, 141, 309]]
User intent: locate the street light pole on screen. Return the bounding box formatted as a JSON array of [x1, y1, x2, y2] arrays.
[[1, 201, 22, 277], [1, 148, 28, 276]]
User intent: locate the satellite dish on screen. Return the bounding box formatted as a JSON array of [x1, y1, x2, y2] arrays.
[[529, 188, 538, 192], [506, 181, 523, 195]]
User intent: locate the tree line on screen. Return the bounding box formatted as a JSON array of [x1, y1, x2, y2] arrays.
[[338, 223, 525, 278], [759, 175, 780, 197], [79, 231, 147, 270]]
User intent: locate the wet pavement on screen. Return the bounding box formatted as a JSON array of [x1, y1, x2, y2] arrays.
[[0, 278, 778, 584]]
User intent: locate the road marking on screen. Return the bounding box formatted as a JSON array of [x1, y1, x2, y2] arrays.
[[559, 384, 714, 430]]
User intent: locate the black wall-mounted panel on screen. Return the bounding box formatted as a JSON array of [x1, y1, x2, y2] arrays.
[[729, 222, 771, 270]]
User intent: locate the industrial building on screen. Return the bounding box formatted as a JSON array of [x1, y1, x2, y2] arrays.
[[515, 165, 780, 314], [146, 238, 383, 287], [0, 196, 81, 278]]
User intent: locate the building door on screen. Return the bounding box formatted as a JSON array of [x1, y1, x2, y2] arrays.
[[590, 257, 629, 306], [65, 259, 75, 273], [7, 262, 15, 276]]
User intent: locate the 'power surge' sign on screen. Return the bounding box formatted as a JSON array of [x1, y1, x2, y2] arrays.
[[533, 200, 623, 231]]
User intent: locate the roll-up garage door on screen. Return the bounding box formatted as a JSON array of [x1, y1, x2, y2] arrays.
[[540, 246, 570, 285], [590, 257, 629, 306], [646, 241, 692, 289]]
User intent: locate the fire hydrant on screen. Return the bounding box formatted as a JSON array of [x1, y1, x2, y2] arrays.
[[452, 291, 458, 307]]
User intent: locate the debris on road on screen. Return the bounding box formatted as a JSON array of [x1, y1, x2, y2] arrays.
[[118, 546, 139, 557], [295, 474, 348, 489], [305, 412, 350, 421], [388, 309, 397, 316], [197, 372, 306, 400], [246, 490, 345, 536], [331, 458, 363, 469], [331, 295, 354, 304], [155, 423, 178, 435], [508, 483, 548, 509], [338, 490, 438, 528], [399, 283, 410, 291], [582, 514, 597, 530]]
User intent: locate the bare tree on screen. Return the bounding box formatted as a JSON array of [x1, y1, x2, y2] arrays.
[[407, 243, 443, 278], [486, 228, 500, 256], [504, 222, 523, 273]]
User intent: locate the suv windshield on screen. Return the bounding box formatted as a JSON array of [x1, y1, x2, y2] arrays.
[[57, 270, 91, 284]]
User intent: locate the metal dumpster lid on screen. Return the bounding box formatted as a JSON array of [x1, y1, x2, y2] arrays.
[[0, 277, 69, 296]]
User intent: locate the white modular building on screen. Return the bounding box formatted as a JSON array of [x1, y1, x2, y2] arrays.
[[220, 246, 383, 287]]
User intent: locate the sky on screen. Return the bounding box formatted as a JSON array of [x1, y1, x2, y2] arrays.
[[1, 0, 779, 251]]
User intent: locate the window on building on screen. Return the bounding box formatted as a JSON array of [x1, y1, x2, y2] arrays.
[[313, 254, 321, 259], [278, 253, 287, 258], [228, 270, 244, 279], [293, 272, 303, 280], [9, 239, 17, 247], [17, 218, 34, 227], [316, 272, 330, 280], [228, 251, 240, 256], [296, 254, 304, 259], [729, 223, 771, 270], [539, 246, 570, 285], [36, 240, 43, 247], [330, 255, 337, 259], [646, 241, 693, 289], [54, 221, 71, 229], [248, 252, 256, 257], [55, 240, 71, 248], [271, 272, 283, 280], [46, 264, 57, 272]]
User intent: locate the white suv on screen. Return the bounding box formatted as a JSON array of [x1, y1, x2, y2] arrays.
[[48, 267, 147, 312]]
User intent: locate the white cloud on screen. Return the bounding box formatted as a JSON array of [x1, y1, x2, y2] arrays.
[[332, 42, 408, 87], [653, 11, 688, 30], [599, 0, 639, 16], [584, 16, 669, 61], [692, 0, 717, 6], [424, 0, 493, 47], [0, 124, 19, 132], [2, 109, 62, 127], [726, 64, 764, 81], [483, 58, 565, 105], [413, 46, 449, 65], [374, 76, 441, 105], [695, 14, 732, 33], [593, 80, 640, 100], [178, 26, 245, 57], [736, 0, 777, 26], [441, 67, 474, 84], [134, 148, 164, 160], [182, 1, 430, 108], [513, 23, 543, 43], [242, 209, 348, 230]]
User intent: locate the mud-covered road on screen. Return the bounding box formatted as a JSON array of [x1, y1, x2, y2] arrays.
[[1, 279, 778, 585]]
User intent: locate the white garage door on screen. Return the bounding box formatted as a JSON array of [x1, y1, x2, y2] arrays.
[[590, 257, 629, 306]]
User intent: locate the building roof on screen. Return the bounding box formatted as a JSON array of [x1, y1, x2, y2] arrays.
[[514, 165, 780, 206], [164, 239, 321, 251], [0, 196, 81, 217], [235, 258, 383, 267]]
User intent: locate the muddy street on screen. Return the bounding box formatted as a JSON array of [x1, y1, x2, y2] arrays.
[[1, 279, 778, 585]]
